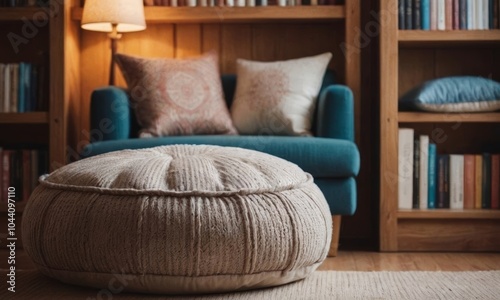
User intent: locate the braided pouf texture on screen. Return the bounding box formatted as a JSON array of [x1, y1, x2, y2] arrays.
[[22, 145, 332, 294]]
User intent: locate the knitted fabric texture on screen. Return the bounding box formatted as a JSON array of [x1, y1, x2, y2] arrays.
[[22, 145, 332, 294]]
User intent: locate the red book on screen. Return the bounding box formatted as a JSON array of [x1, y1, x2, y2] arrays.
[[2, 150, 12, 202], [144, 0, 155, 5], [463, 155, 475, 209], [491, 154, 500, 209], [445, 0, 453, 30]]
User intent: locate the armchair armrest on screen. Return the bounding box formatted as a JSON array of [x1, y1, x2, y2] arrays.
[[316, 85, 354, 141], [90, 87, 131, 141]]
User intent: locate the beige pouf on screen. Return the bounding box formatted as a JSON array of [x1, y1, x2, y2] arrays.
[[22, 145, 332, 294]]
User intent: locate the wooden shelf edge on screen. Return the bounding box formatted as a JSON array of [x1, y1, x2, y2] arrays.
[[398, 30, 500, 44], [72, 6, 346, 23], [398, 112, 500, 123], [0, 112, 49, 124], [398, 209, 500, 219], [0, 7, 46, 21]]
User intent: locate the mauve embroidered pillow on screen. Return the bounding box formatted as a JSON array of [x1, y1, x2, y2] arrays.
[[230, 53, 332, 136], [115, 52, 237, 137]]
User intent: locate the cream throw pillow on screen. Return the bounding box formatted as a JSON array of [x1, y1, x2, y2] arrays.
[[230, 53, 332, 136]]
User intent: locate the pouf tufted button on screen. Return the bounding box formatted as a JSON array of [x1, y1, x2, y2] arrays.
[[22, 145, 332, 294]]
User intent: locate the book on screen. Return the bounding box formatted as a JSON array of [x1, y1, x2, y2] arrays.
[[4, 64, 11, 113], [494, 0, 499, 29], [437, 155, 449, 208], [406, 0, 413, 29], [0, 64, 4, 113], [422, 0, 431, 29], [413, 138, 420, 208], [143, 0, 155, 5], [235, 0, 245, 6], [463, 154, 475, 209], [491, 154, 500, 209], [482, 153, 492, 208], [399, 0, 406, 29], [474, 155, 483, 209], [445, 0, 453, 29], [398, 128, 414, 209], [10, 64, 18, 113], [476, 0, 483, 30], [428, 143, 437, 209], [449, 155, 464, 209], [437, 0, 446, 30], [431, 0, 438, 29], [459, 0, 468, 29], [483, 0, 490, 29], [419, 135, 429, 209], [2, 150, 12, 202], [453, 0, 460, 29], [414, 0, 422, 29], [467, 0, 474, 29]]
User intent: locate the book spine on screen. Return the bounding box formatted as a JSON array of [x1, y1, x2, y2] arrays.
[[463, 154, 475, 209], [438, 0, 446, 29], [2, 150, 11, 201], [474, 155, 483, 209], [406, 0, 413, 29], [18, 63, 24, 113], [476, 0, 482, 30], [427, 143, 437, 209], [4, 65, 10, 112], [419, 135, 429, 209], [437, 155, 446, 208], [467, 0, 474, 29], [235, 0, 245, 6], [10, 64, 18, 113], [399, 0, 406, 29], [443, 155, 450, 208], [0, 64, 4, 113], [489, 0, 494, 28], [459, 0, 467, 29], [431, 0, 438, 29], [449, 155, 464, 209], [482, 153, 492, 209], [144, 0, 155, 5], [422, 0, 431, 29], [413, 139, 420, 209], [491, 154, 500, 209], [398, 128, 414, 209], [494, 0, 499, 29], [453, 0, 460, 29], [484, 0, 490, 29], [414, 0, 422, 29], [445, 0, 453, 29]]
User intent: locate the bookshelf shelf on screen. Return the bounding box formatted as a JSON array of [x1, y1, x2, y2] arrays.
[[398, 112, 500, 123], [0, 7, 45, 21], [71, 6, 346, 23], [398, 209, 500, 219], [398, 30, 500, 45], [0, 112, 49, 124]]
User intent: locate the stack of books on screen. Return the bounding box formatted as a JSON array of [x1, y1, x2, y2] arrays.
[[398, 128, 499, 210], [143, 0, 342, 7], [399, 0, 500, 30], [0, 63, 47, 113], [0, 148, 48, 203]]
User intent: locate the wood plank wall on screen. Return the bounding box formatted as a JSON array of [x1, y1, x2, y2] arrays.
[[78, 22, 345, 149]]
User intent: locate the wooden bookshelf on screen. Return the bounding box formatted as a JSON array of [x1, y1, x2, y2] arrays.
[[0, 112, 49, 124], [0, 7, 44, 21], [398, 112, 500, 123], [71, 6, 346, 23], [380, 0, 500, 252]]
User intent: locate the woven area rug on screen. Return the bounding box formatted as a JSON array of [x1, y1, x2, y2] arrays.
[[1, 270, 499, 300]]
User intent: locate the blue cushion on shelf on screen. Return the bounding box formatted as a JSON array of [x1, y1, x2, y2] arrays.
[[399, 76, 500, 113]]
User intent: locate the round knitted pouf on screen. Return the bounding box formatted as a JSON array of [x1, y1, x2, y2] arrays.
[[22, 145, 332, 294]]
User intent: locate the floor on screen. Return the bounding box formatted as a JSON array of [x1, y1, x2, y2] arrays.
[[2, 249, 500, 271]]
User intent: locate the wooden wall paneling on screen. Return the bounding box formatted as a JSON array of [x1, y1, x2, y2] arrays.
[[201, 24, 221, 59], [175, 24, 202, 58], [251, 23, 285, 62], [435, 48, 495, 78], [220, 24, 252, 74], [398, 49, 435, 97]]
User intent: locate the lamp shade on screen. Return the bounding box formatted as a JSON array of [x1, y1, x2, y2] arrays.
[[81, 0, 146, 33]]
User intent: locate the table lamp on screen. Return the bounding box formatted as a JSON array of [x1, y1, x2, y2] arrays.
[[81, 0, 146, 85]]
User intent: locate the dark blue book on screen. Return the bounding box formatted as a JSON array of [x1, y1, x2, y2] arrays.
[[18, 63, 25, 113], [405, 0, 413, 29], [437, 155, 450, 208], [489, 0, 494, 29], [413, 0, 422, 29], [428, 143, 437, 209], [459, 0, 467, 29], [413, 139, 420, 209], [421, 0, 430, 29], [482, 153, 492, 209], [399, 0, 406, 29]]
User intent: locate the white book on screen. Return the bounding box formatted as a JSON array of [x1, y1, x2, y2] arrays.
[[476, 0, 483, 29], [437, 0, 446, 30], [246, 0, 255, 6], [277, 0, 286, 6], [187, 0, 196, 6], [3, 64, 10, 113], [10, 64, 18, 113], [482, 0, 489, 30], [449, 155, 464, 209], [0, 64, 4, 113], [226, 0, 234, 6], [260, 0, 267, 5], [467, 0, 474, 29], [419, 135, 429, 209], [235, 0, 245, 6], [398, 128, 414, 210]]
